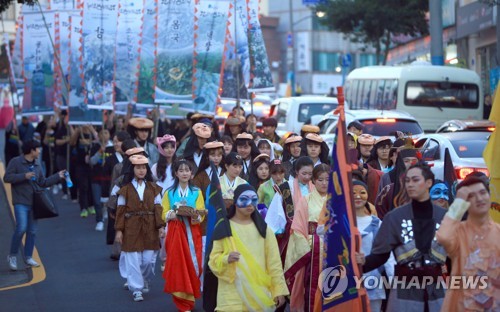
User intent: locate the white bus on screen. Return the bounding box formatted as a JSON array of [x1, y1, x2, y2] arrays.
[[344, 65, 483, 131]]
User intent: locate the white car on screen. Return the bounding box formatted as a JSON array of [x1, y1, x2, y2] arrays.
[[414, 132, 490, 181], [319, 109, 424, 151], [272, 96, 340, 136]]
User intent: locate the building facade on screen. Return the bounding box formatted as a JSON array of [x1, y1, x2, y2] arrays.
[[265, 0, 379, 95]]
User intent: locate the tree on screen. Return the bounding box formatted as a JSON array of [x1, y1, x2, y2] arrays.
[[0, 0, 36, 14], [315, 0, 429, 65]]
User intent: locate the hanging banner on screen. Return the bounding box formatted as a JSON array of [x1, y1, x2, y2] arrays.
[[49, 0, 75, 10], [219, 3, 249, 100], [247, 0, 274, 92], [81, 0, 119, 109], [22, 12, 56, 116], [3, 34, 20, 110], [12, 15, 24, 85], [57, 10, 72, 106], [68, 13, 101, 125], [155, 0, 194, 104], [137, 0, 158, 107], [22, 2, 50, 13], [191, 0, 230, 114], [233, 0, 250, 88], [113, 0, 144, 107], [53, 12, 62, 107]]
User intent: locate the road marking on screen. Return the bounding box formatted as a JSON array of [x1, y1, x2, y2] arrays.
[[0, 162, 46, 291]]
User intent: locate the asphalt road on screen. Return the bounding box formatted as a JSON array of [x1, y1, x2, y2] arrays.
[[0, 189, 204, 312]]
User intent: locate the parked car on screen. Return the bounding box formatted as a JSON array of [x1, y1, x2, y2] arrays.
[[414, 132, 490, 181], [320, 109, 424, 152], [436, 119, 495, 133], [216, 94, 274, 121], [272, 96, 340, 136]]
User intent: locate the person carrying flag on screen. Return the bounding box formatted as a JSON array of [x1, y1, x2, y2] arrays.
[[208, 184, 289, 311]]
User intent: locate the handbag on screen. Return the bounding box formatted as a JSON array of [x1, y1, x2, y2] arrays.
[[31, 181, 59, 219]]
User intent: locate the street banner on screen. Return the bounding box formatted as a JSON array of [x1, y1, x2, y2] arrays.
[[246, 0, 274, 92], [483, 82, 500, 223], [49, 0, 75, 10], [22, 12, 56, 116], [53, 12, 62, 107], [12, 15, 24, 84], [137, 0, 158, 107], [68, 13, 101, 125], [191, 0, 230, 114], [155, 0, 194, 104], [57, 10, 72, 105], [113, 0, 144, 106], [81, 0, 119, 109], [219, 3, 249, 100], [233, 0, 250, 88]]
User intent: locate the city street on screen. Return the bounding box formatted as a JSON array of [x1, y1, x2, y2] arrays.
[[0, 185, 203, 312]]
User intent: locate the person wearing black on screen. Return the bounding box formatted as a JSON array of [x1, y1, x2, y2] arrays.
[[127, 117, 158, 167], [54, 110, 71, 198], [262, 117, 281, 143], [357, 163, 447, 312]]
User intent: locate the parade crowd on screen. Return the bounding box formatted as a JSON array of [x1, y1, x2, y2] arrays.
[[3, 107, 499, 312]]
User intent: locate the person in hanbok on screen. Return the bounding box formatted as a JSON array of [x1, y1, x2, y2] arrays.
[[267, 156, 315, 265], [358, 163, 448, 312], [151, 134, 177, 195], [303, 133, 329, 167], [209, 184, 289, 311], [257, 159, 286, 208], [192, 141, 225, 197], [284, 164, 330, 312], [162, 159, 206, 311], [257, 138, 275, 160], [282, 135, 302, 180], [436, 174, 500, 311], [248, 153, 271, 190], [221, 152, 248, 208], [126, 117, 159, 167], [115, 155, 164, 302], [232, 132, 260, 181]]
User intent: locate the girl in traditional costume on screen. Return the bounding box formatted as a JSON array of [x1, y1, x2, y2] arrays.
[[115, 155, 164, 302], [162, 159, 206, 311], [151, 134, 177, 195], [284, 164, 330, 311], [303, 133, 329, 167], [248, 153, 271, 190], [209, 184, 289, 311], [221, 152, 248, 208], [281, 135, 302, 180], [192, 141, 225, 197], [232, 132, 260, 180], [258, 159, 286, 208]]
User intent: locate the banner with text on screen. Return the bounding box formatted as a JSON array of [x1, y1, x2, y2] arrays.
[[81, 0, 119, 109], [22, 12, 56, 116], [113, 0, 144, 107], [191, 0, 230, 114], [247, 0, 274, 92], [155, 0, 194, 104]]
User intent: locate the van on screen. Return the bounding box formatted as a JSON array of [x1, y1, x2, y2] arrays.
[[271, 96, 340, 136]]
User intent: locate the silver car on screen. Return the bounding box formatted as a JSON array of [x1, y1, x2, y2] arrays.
[[414, 132, 490, 181]]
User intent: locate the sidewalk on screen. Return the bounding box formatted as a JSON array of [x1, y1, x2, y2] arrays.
[[0, 162, 32, 289]]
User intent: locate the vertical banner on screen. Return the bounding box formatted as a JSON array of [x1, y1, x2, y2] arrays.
[[113, 0, 144, 107], [137, 0, 158, 107], [219, 2, 249, 100], [22, 12, 56, 116], [191, 0, 230, 114], [53, 12, 62, 107], [233, 0, 250, 88], [155, 0, 194, 104], [246, 0, 274, 92], [57, 10, 72, 105], [68, 13, 101, 125], [81, 0, 119, 109], [12, 15, 24, 86]]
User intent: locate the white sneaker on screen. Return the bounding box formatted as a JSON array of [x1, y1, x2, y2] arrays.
[[123, 282, 128, 290], [62, 194, 68, 200], [7, 255, 17, 270], [95, 221, 104, 231], [133, 291, 144, 302], [52, 186, 59, 195], [25, 257, 40, 267]]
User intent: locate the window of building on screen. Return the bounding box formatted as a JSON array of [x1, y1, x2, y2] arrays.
[[360, 53, 382, 67], [313, 51, 340, 72], [312, 16, 329, 31]]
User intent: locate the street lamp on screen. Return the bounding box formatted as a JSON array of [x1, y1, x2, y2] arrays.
[[287, 0, 325, 97]]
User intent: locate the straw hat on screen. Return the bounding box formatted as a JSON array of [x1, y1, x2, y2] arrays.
[[129, 117, 154, 129], [129, 155, 149, 165]]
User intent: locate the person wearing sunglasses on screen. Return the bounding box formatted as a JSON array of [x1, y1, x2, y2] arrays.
[[208, 184, 288, 311]]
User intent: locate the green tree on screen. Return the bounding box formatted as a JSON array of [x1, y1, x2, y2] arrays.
[[315, 0, 429, 65]]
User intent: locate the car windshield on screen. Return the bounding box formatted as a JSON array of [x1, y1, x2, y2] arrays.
[[450, 139, 488, 158], [359, 119, 423, 137], [298, 103, 338, 122]]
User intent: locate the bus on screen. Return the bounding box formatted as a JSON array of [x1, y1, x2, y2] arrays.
[[344, 65, 483, 131]]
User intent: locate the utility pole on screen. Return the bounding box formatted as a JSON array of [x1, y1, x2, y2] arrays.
[[429, 0, 444, 65]]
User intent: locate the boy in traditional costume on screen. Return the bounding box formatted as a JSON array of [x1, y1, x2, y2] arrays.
[[115, 155, 164, 302]]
